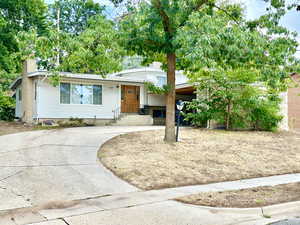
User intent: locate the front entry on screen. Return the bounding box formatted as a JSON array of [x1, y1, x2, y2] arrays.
[[121, 85, 140, 113]]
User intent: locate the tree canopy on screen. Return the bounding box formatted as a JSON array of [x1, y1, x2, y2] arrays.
[[16, 15, 125, 83], [0, 0, 48, 93], [49, 0, 105, 35], [60, 15, 125, 75]]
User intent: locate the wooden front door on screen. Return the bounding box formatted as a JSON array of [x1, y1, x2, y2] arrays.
[[121, 85, 140, 113]]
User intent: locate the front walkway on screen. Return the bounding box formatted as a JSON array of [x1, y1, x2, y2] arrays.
[[0, 126, 299, 225]]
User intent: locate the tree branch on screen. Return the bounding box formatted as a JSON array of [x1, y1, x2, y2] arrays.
[[144, 39, 163, 48], [151, 0, 173, 34], [211, 3, 241, 26], [178, 0, 208, 28]]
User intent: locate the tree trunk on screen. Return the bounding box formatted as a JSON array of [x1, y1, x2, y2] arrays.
[[164, 53, 176, 142]]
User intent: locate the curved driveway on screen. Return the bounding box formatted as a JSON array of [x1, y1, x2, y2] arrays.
[[0, 126, 162, 211]]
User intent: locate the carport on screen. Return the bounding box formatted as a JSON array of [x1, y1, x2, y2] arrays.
[[151, 83, 197, 125]]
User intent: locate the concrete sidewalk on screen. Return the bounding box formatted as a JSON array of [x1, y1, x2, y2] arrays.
[[1, 173, 300, 225]]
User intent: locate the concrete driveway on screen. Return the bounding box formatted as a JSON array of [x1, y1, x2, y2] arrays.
[[0, 126, 161, 211]]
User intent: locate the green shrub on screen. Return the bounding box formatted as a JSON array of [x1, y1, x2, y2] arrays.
[[57, 117, 95, 127], [0, 94, 15, 121], [183, 99, 212, 127], [69, 117, 84, 124], [184, 89, 283, 131], [250, 99, 283, 131]]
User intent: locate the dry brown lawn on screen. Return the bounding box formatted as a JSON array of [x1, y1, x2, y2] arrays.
[[99, 128, 300, 190], [176, 182, 300, 208], [0, 121, 35, 136]]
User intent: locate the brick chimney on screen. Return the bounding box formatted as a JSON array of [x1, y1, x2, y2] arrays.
[[21, 59, 37, 123]]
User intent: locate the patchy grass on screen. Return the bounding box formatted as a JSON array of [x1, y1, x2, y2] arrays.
[[99, 128, 300, 190], [0, 121, 35, 136], [0, 120, 96, 136], [176, 182, 300, 208]]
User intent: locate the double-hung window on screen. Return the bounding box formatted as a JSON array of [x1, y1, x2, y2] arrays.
[[60, 83, 102, 105]]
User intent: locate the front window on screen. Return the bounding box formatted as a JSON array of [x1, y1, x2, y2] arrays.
[[157, 76, 167, 87], [60, 83, 102, 105]]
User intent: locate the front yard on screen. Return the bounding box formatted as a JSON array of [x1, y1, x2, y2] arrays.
[[176, 182, 300, 208], [0, 121, 35, 136], [99, 128, 300, 190]]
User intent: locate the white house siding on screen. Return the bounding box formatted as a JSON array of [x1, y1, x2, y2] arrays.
[[37, 79, 121, 120], [139, 85, 146, 108], [15, 87, 22, 118], [279, 91, 289, 131], [148, 94, 166, 106], [176, 73, 188, 85]]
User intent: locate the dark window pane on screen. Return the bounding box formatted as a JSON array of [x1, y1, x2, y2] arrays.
[[60, 83, 70, 104], [18, 89, 22, 101], [34, 82, 37, 100], [93, 85, 102, 105]]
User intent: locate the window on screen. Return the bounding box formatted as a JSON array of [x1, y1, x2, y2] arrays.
[[60, 83, 102, 105], [34, 82, 37, 100], [71, 84, 81, 104], [60, 83, 70, 104], [157, 76, 167, 87], [18, 89, 22, 101], [93, 85, 102, 105]]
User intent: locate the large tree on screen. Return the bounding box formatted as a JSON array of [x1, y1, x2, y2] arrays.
[[61, 15, 125, 75], [17, 15, 125, 83], [177, 8, 298, 130], [0, 0, 48, 33], [49, 0, 104, 35], [0, 0, 48, 93], [112, 0, 299, 142]]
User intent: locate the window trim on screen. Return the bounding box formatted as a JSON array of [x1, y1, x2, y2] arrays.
[[59, 82, 103, 106]]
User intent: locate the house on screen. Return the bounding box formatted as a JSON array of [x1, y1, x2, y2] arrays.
[[10, 59, 299, 130], [10, 59, 188, 125]]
